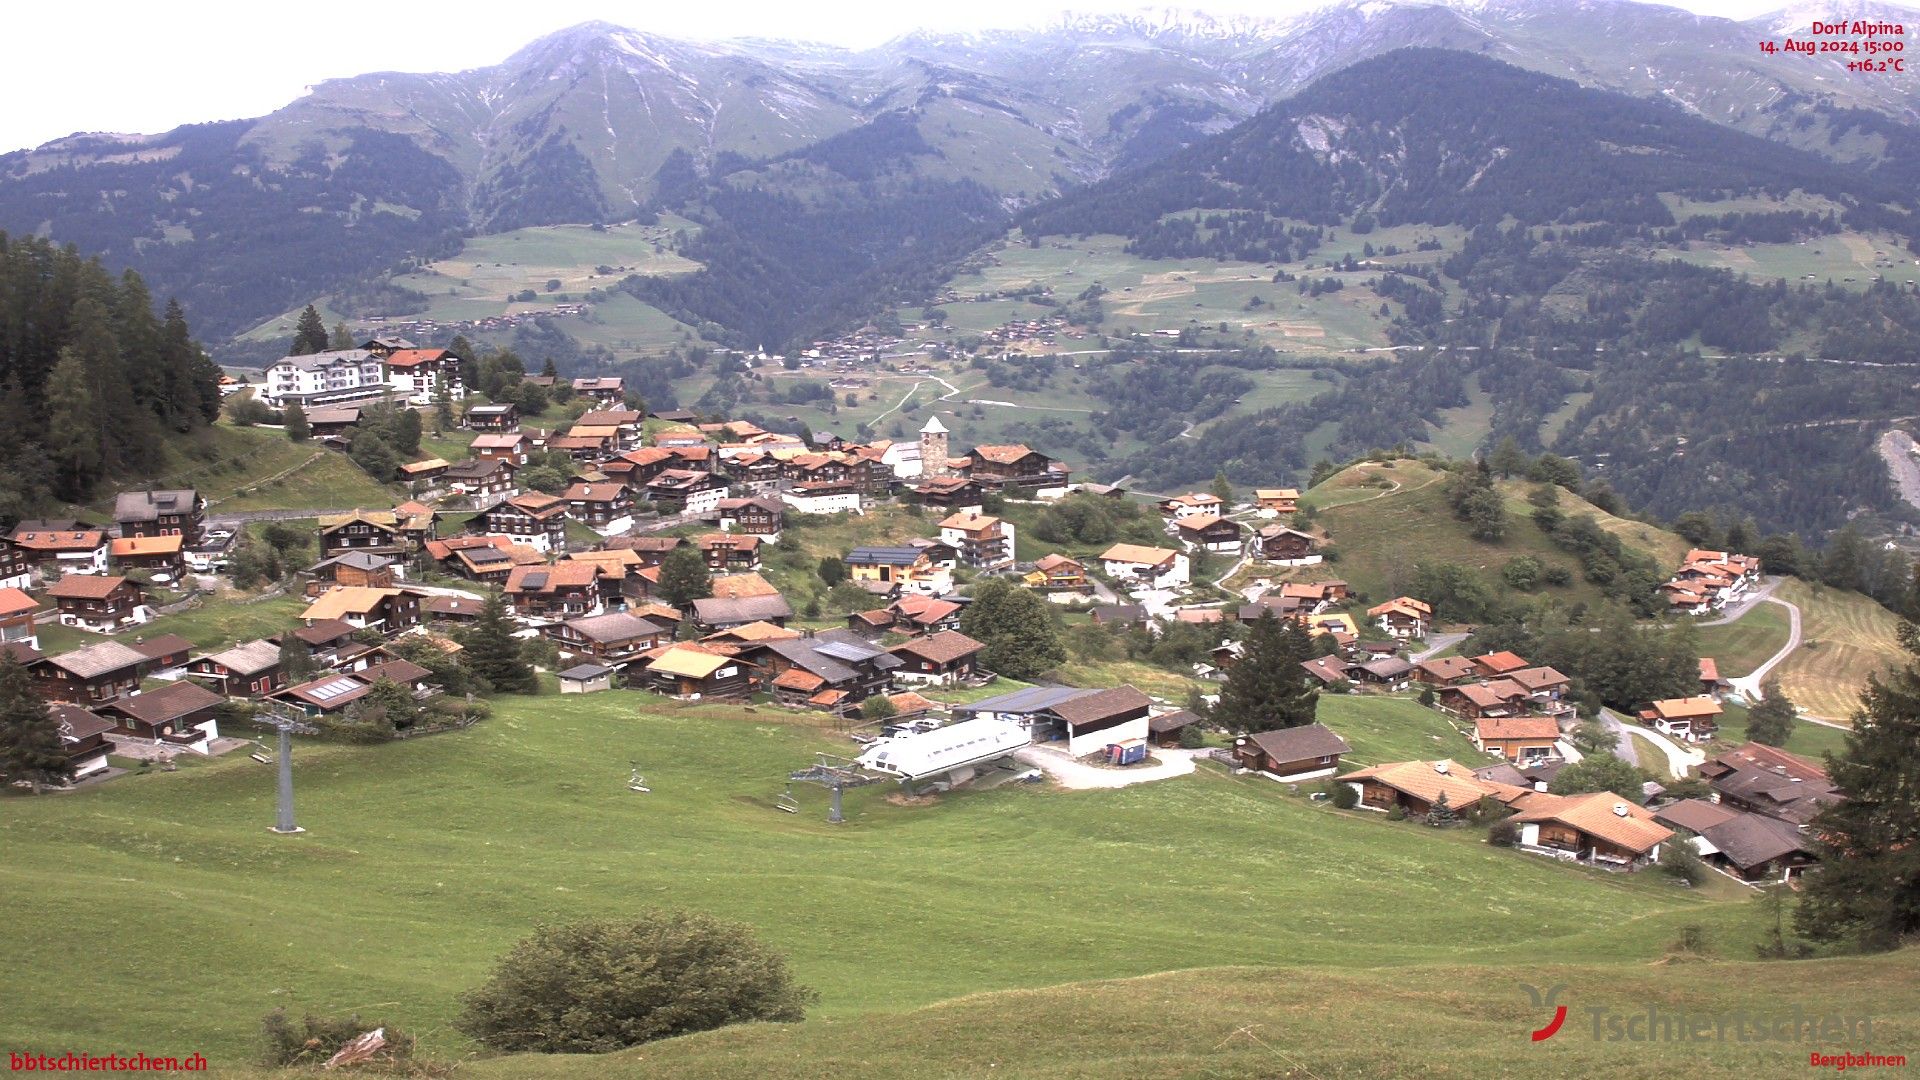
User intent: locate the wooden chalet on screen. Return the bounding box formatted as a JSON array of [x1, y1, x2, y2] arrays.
[[888, 629, 986, 686], [298, 586, 422, 634], [473, 493, 569, 553], [9, 521, 109, 575], [1639, 697, 1722, 742], [1253, 526, 1318, 564], [1172, 514, 1244, 554], [543, 611, 672, 667], [443, 457, 518, 501], [0, 587, 39, 651], [505, 562, 604, 620], [108, 535, 186, 579], [1367, 596, 1432, 640], [695, 532, 761, 572], [958, 444, 1069, 493], [1254, 488, 1300, 513], [1508, 790, 1672, 870], [304, 551, 397, 593], [464, 403, 520, 432], [186, 639, 288, 697], [715, 497, 783, 538], [52, 704, 115, 780], [634, 643, 755, 700], [1472, 715, 1562, 765], [100, 681, 224, 754], [1335, 759, 1529, 817], [317, 511, 407, 559], [1233, 723, 1351, 781], [33, 641, 149, 705], [47, 574, 150, 634], [1023, 553, 1090, 593], [113, 488, 205, 544], [563, 483, 634, 531]]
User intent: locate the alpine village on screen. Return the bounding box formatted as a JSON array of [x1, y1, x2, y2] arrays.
[[4, 4, 1920, 1077]]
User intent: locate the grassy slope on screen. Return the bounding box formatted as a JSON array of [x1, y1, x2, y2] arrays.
[[1306, 460, 1685, 610], [1692, 600, 1793, 680], [69, 424, 395, 519], [457, 951, 1920, 1080], [1710, 702, 1851, 762], [1773, 579, 1907, 721], [2, 691, 1779, 1067]]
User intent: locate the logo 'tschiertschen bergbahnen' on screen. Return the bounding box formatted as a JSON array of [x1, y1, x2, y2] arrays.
[[1523, 983, 1568, 1042], [1521, 983, 1887, 1047]]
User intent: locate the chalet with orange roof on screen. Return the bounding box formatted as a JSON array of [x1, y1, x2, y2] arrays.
[[473, 493, 570, 553], [1473, 715, 1563, 765], [470, 432, 529, 465], [634, 642, 755, 699], [695, 532, 761, 573], [939, 512, 1016, 570], [1413, 656, 1478, 687], [646, 468, 727, 516], [382, 348, 462, 404], [1023, 553, 1090, 595], [1367, 596, 1432, 639], [298, 586, 422, 634], [889, 629, 988, 686], [913, 475, 985, 514], [1254, 488, 1300, 514], [1639, 696, 1722, 742], [571, 376, 626, 406], [1436, 678, 1534, 720], [0, 587, 40, 650], [1099, 543, 1189, 590], [1509, 790, 1673, 870], [563, 482, 634, 533], [505, 562, 603, 620], [9, 521, 109, 575], [1470, 651, 1529, 678], [108, 534, 185, 579], [1160, 492, 1224, 520], [47, 574, 152, 634], [1336, 759, 1532, 817]]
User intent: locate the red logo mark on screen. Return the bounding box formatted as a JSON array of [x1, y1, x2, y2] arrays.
[[1522, 983, 1569, 1042]]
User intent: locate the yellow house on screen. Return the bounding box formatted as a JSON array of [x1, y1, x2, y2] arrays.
[[844, 545, 954, 596], [1022, 553, 1088, 592]]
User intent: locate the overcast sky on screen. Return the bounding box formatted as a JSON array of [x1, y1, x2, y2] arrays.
[[6, 0, 1797, 152]]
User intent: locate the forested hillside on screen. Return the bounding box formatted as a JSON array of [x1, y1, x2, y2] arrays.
[[0, 231, 224, 512]]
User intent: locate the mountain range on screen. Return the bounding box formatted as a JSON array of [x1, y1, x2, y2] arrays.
[[1, 1, 1917, 344]]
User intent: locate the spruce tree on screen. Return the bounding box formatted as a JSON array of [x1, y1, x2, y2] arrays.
[[0, 657, 69, 793], [282, 402, 311, 442], [657, 545, 714, 608], [461, 591, 537, 694], [1797, 627, 1920, 949], [45, 347, 102, 499], [1210, 470, 1233, 506], [1745, 679, 1797, 747], [331, 321, 356, 351], [957, 579, 1065, 681], [291, 305, 329, 355], [1215, 613, 1318, 733]]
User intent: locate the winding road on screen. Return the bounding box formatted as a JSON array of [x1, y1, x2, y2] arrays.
[[1727, 595, 1803, 701]]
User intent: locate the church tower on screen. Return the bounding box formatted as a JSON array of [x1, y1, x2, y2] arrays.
[[919, 415, 950, 478]]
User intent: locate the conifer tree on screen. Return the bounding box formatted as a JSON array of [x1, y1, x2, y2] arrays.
[[331, 321, 356, 351], [1746, 679, 1797, 747], [657, 545, 714, 608], [45, 347, 102, 499], [0, 657, 69, 793], [461, 591, 537, 694], [282, 402, 311, 442], [1214, 612, 1318, 732], [291, 305, 329, 355], [1210, 470, 1233, 506], [1797, 627, 1920, 949]]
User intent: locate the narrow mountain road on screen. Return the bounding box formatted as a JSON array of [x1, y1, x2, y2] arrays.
[[1692, 576, 1783, 627], [1410, 633, 1468, 663], [1727, 596, 1802, 700], [1599, 708, 1703, 779]]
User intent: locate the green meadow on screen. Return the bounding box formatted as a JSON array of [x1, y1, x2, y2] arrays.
[[0, 689, 1794, 1073]]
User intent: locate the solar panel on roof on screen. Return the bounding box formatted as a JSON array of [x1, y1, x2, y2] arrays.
[[307, 678, 361, 701], [815, 641, 881, 663], [522, 572, 549, 589]]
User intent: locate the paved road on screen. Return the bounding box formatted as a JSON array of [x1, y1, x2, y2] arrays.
[[1693, 576, 1784, 627], [207, 507, 362, 525], [1411, 633, 1468, 663], [1013, 744, 1200, 789], [1598, 708, 1704, 779], [1727, 596, 1803, 700]]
